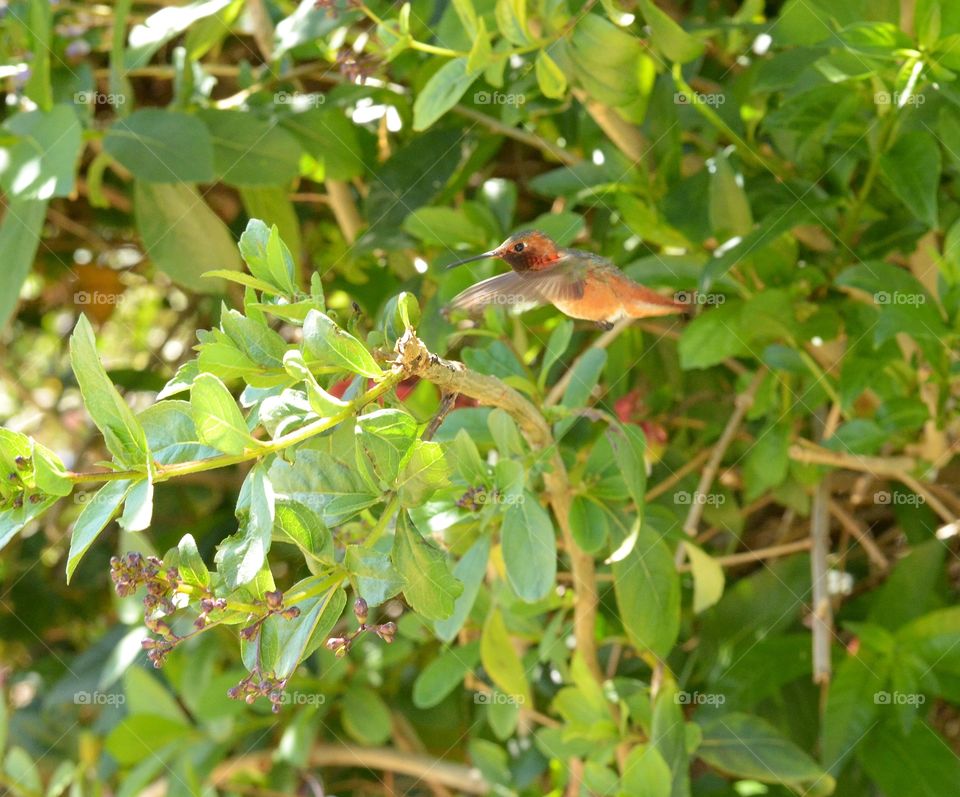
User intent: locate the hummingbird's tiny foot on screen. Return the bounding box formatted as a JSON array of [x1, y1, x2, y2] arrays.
[[596, 320, 615, 331]]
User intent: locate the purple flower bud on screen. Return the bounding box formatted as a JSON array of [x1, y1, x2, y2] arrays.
[[353, 597, 369, 625]]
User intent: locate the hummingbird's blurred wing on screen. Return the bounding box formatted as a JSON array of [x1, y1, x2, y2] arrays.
[[447, 270, 584, 314]]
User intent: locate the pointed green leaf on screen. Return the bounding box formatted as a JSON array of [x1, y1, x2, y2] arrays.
[[70, 315, 149, 468], [392, 514, 463, 621]]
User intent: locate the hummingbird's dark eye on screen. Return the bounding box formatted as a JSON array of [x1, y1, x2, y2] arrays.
[[513, 242, 525, 252]]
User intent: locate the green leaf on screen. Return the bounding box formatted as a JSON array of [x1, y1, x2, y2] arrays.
[[569, 496, 609, 554], [452, 429, 489, 486], [858, 720, 960, 796], [683, 542, 724, 613], [392, 514, 463, 621], [481, 607, 531, 706], [356, 409, 417, 487], [1, 105, 82, 200], [104, 109, 214, 183], [678, 300, 752, 369], [0, 197, 49, 329], [413, 641, 480, 709], [699, 205, 812, 291], [613, 526, 680, 658], [879, 131, 941, 229], [303, 310, 383, 378], [125, 0, 234, 68], [501, 493, 557, 603], [342, 686, 392, 745], [198, 109, 302, 187], [274, 500, 334, 566], [606, 422, 647, 510], [269, 581, 345, 678], [190, 373, 257, 455], [495, 0, 530, 45], [651, 684, 690, 797], [402, 207, 488, 248], [344, 545, 403, 606], [221, 309, 288, 370], [238, 219, 299, 296], [639, 0, 705, 63], [413, 58, 480, 131], [620, 744, 672, 797], [105, 715, 191, 766], [215, 465, 275, 588], [435, 536, 490, 642], [742, 422, 791, 500], [536, 49, 568, 99], [239, 187, 302, 263], [4, 747, 41, 795], [539, 320, 574, 389], [66, 480, 133, 582], [708, 150, 752, 239], [697, 713, 834, 792], [398, 440, 449, 507], [135, 182, 243, 293], [70, 315, 149, 468], [118, 476, 154, 532], [280, 108, 363, 181], [176, 533, 210, 589], [21, 0, 52, 109], [467, 17, 493, 73], [822, 644, 890, 773]]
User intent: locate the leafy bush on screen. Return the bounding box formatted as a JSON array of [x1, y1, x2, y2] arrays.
[[1, 1, 959, 796]]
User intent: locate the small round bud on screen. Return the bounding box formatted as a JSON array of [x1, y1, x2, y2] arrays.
[[377, 622, 397, 643], [353, 597, 369, 625], [265, 590, 284, 610]]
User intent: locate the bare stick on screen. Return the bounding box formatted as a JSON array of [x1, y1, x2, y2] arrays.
[[827, 499, 889, 570], [681, 370, 766, 538], [810, 474, 833, 686], [326, 179, 363, 244], [210, 746, 489, 794]]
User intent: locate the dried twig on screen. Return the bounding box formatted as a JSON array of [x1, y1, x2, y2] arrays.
[[827, 499, 889, 570], [209, 746, 488, 795], [325, 179, 363, 244], [681, 370, 766, 540]]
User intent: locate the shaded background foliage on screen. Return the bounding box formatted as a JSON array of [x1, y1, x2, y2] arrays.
[[1, 0, 960, 795]]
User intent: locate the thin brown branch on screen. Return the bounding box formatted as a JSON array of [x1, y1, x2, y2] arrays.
[[810, 475, 833, 686], [326, 179, 364, 244], [828, 499, 889, 570], [452, 105, 580, 166], [572, 89, 649, 164], [210, 745, 488, 795], [681, 369, 766, 539], [788, 441, 916, 475], [646, 447, 713, 501]]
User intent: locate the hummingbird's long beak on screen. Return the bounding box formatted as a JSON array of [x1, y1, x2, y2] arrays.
[[443, 250, 500, 271]]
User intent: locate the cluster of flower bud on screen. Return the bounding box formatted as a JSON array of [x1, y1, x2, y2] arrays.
[[227, 671, 290, 714], [324, 598, 396, 658], [2, 457, 45, 510]]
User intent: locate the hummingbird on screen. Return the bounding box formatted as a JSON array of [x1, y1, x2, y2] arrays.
[[443, 231, 687, 329]]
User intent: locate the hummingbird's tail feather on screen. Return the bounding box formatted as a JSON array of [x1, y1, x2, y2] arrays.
[[624, 283, 689, 319]]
